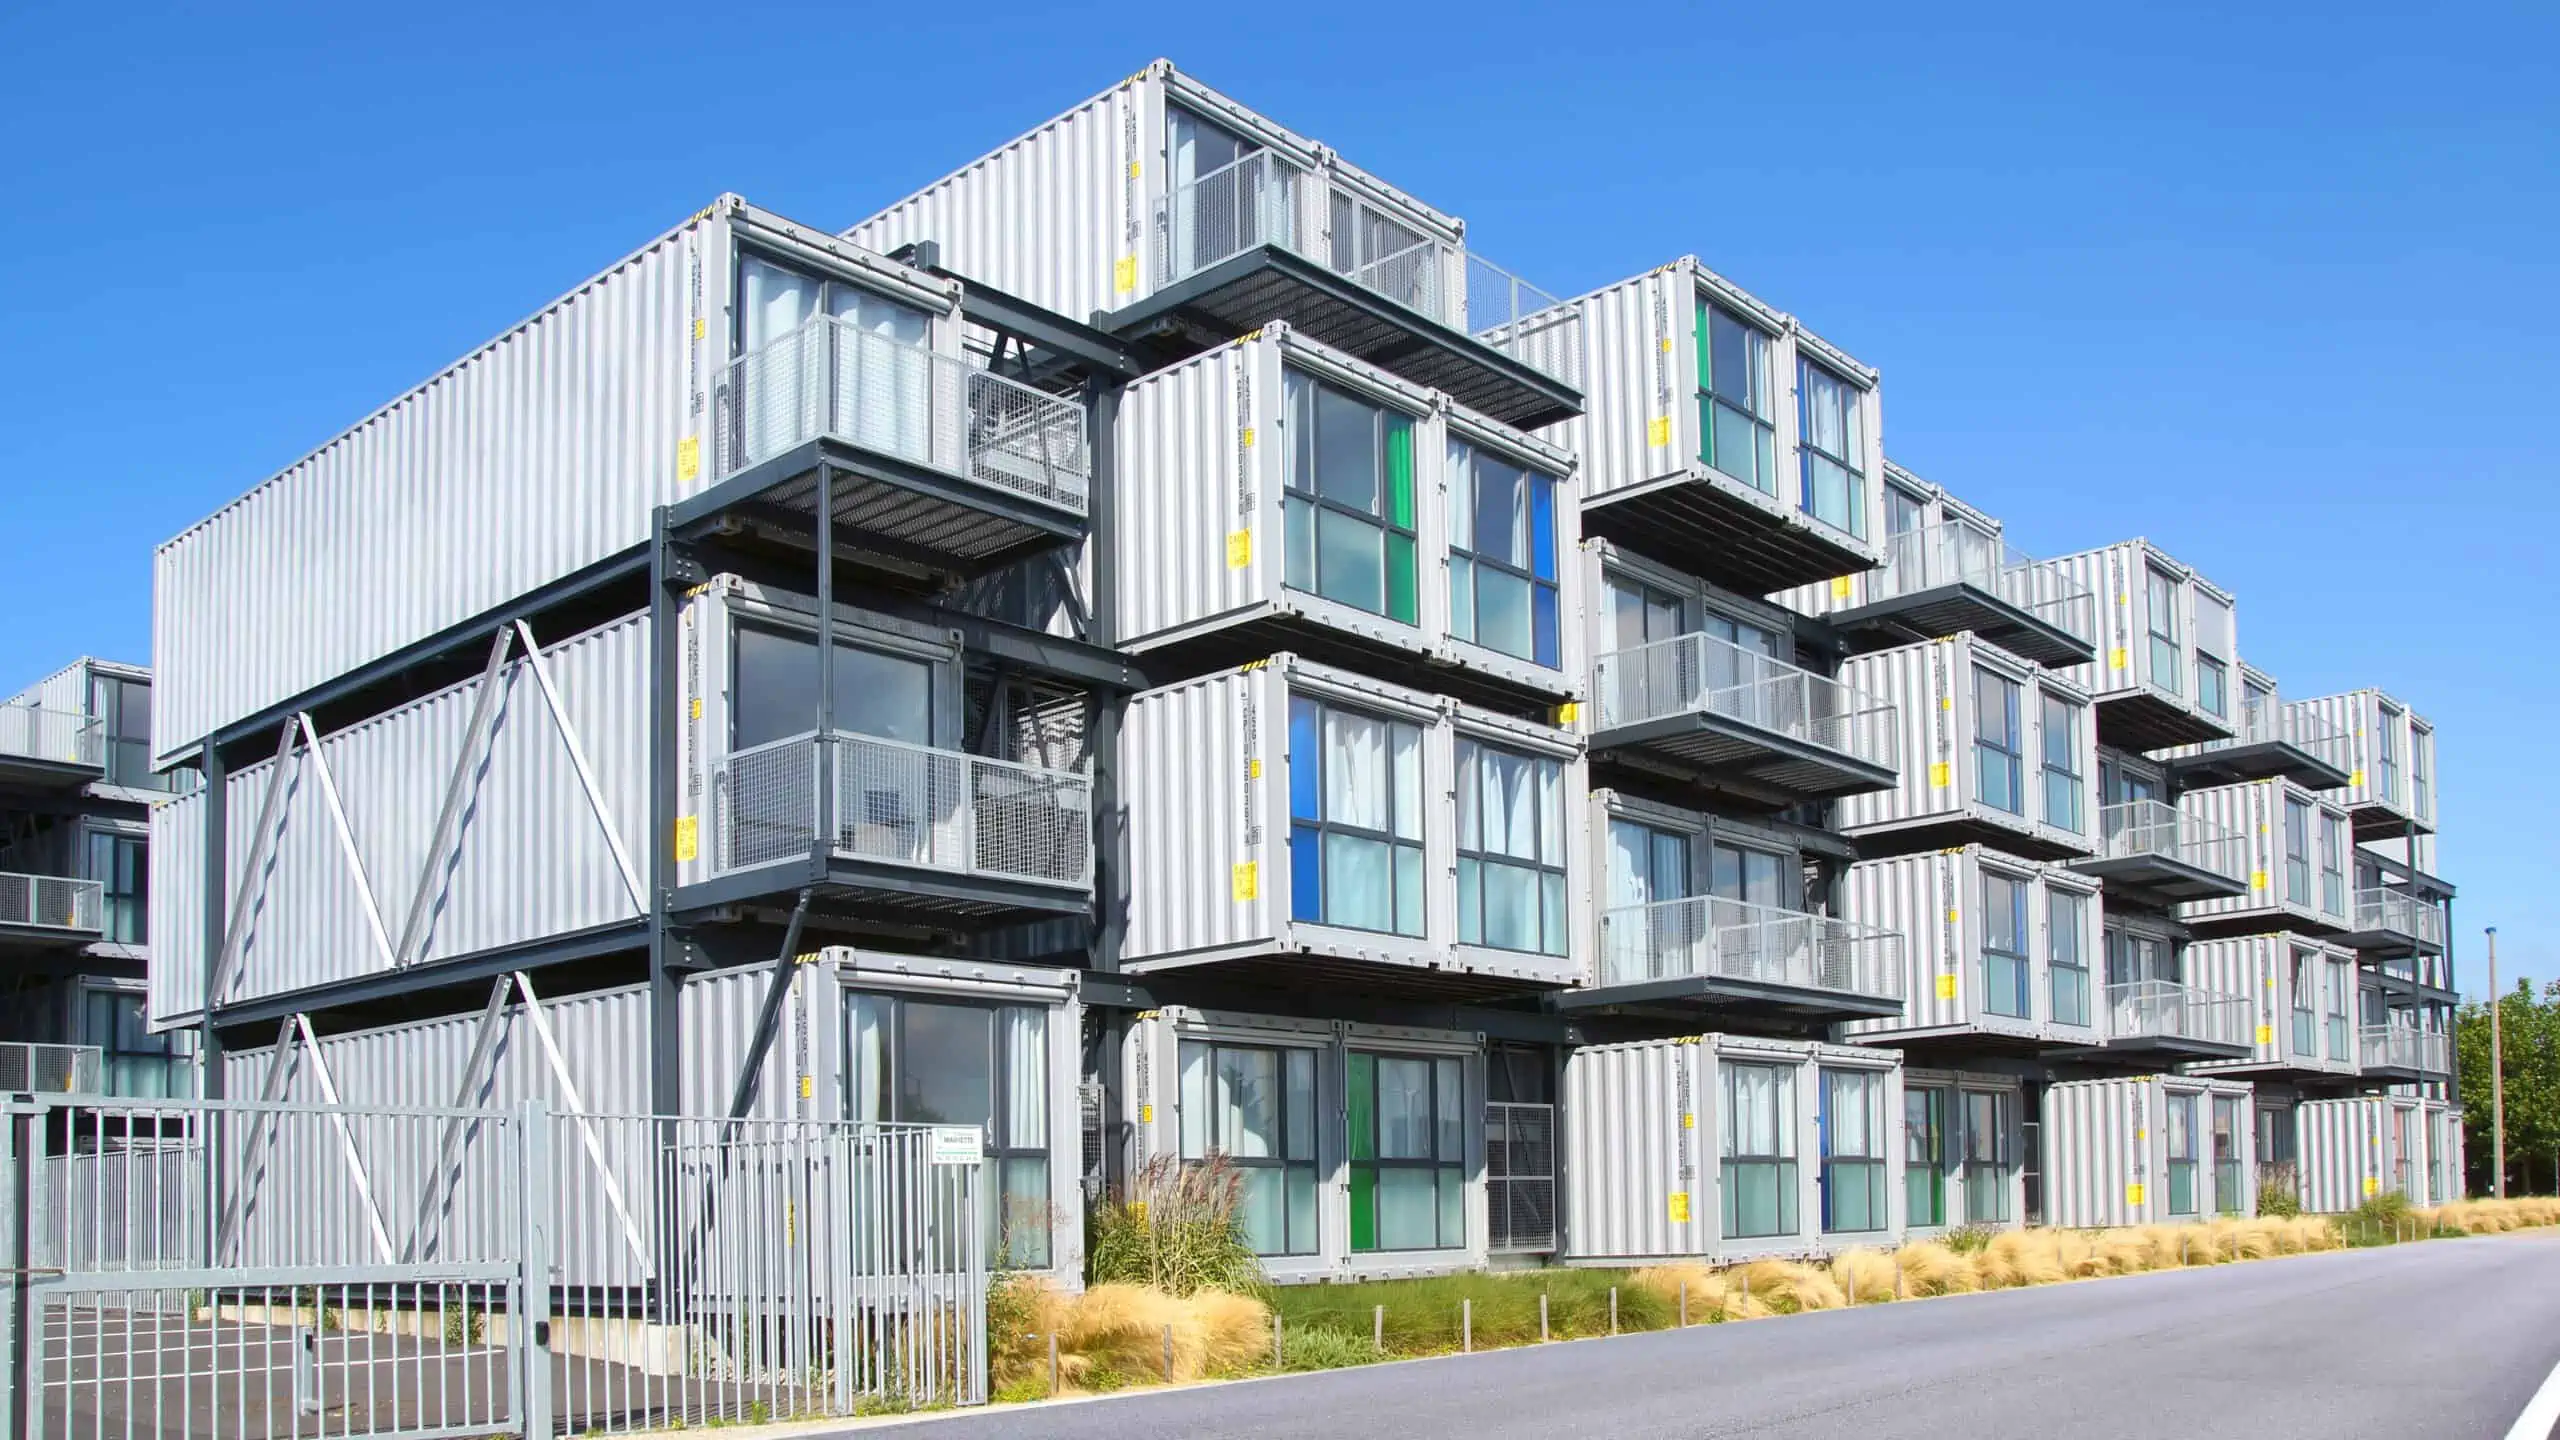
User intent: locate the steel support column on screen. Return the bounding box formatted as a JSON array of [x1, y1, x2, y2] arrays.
[[814, 461, 838, 868]]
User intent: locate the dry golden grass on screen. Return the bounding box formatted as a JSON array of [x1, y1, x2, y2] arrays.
[[2419, 1196, 2560, 1234], [1976, 1229, 2067, 1289], [1889, 1241, 1982, 1296], [1827, 1248, 1900, 1303], [991, 1278, 1274, 1394]]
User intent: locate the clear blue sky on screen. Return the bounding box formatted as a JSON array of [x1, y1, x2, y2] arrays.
[[3, 2, 2550, 996]]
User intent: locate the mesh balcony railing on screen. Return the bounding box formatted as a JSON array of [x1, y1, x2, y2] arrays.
[[1590, 631, 1899, 772], [0, 1042, 104, 1095], [0, 872, 103, 933], [1485, 1102, 1557, 1253], [2106, 980, 2251, 1048], [2099, 800, 2247, 881], [2354, 887, 2448, 950], [2189, 692, 2354, 772], [710, 730, 1094, 892], [711, 314, 1089, 514], [1869, 522, 2096, 646], [1462, 252, 1583, 390], [2359, 1025, 2451, 1076], [0, 705, 103, 768], [1596, 894, 1905, 1001]]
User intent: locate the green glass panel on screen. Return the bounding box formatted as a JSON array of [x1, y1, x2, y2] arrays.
[[1386, 418, 1415, 528], [1385, 533, 1418, 625], [1351, 1164, 1378, 1252], [1348, 1053, 1376, 1161]]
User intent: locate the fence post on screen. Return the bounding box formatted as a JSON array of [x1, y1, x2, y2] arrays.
[[7, 1104, 35, 1440], [1373, 1304, 1384, 1354], [1679, 1280, 1688, 1327], [1161, 1324, 1173, 1383], [1271, 1312, 1283, 1370], [1462, 1298, 1472, 1354], [1539, 1292, 1549, 1342], [1609, 1285, 1619, 1335], [516, 1098, 555, 1440], [1049, 1332, 1060, 1396]]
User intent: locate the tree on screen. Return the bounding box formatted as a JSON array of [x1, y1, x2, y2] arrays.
[[2456, 979, 2560, 1195]]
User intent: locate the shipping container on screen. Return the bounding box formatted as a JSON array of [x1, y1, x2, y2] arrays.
[[2176, 779, 2356, 936], [2042, 1074, 2257, 1227], [1110, 323, 1580, 707], [152, 196, 1095, 765], [2, 657, 172, 791], [2183, 934, 2360, 1079], [2286, 690, 2436, 839], [1900, 1068, 2028, 1234], [1775, 463, 2096, 668], [2044, 540, 2239, 752], [1839, 847, 2104, 1049], [1835, 636, 2099, 862], [1123, 1005, 1498, 1282], [846, 60, 1578, 427], [1561, 1034, 1904, 1264], [2070, 747, 2251, 908], [1121, 655, 1586, 996], [2158, 664, 2354, 792], [2297, 1095, 2428, 1212], [1554, 258, 1885, 595], [2423, 1100, 2464, 1205], [2092, 905, 2254, 1060]]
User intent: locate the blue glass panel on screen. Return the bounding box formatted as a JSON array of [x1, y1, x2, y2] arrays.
[[1288, 698, 1320, 821], [1532, 587, 1559, 669], [1289, 823, 1322, 922], [1529, 477, 1557, 581]]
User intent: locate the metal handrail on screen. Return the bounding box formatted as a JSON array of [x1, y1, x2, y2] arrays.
[[2354, 887, 2447, 949], [0, 871, 103, 932], [1462, 251, 1583, 388], [2187, 691, 2354, 771], [1870, 522, 2097, 645], [2359, 1024, 2450, 1075], [711, 312, 1089, 513], [711, 729, 1094, 890], [0, 705, 104, 767], [1156, 149, 1308, 288], [1596, 893, 1906, 1000], [2102, 799, 2246, 880], [1590, 630, 1900, 772], [2106, 980, 2250, 1047], [0, 1042, 103, 1095]]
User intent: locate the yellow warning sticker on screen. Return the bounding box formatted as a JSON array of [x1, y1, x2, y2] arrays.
[[673, 816, 698, 863], [1231, 861, 1259, 902], [1658, 336, 1674, 354], [1668, 1192, 1691, 1224], [2350, 769, 2366, 787], [693, 316, 707, 341], [1936, 973, 1957, 1001], [799, 1075, 814, 1100], [1241, 426, 1256, 448], [1929, 761, 1951, 789], [1249, 758, 1263, 779], [1127, 160, 1142, 179], [2363, 1176, 2379, 1196], [677, 435, 700, 483], [1681, 1111, 1695, 1130], [2109, 646, 2129, 671], [1226, 530, 1252, 569], [1831, 576, 1852, 599], [689, 697, 703, 720], [2126, 1183, 2146, 1206], [1114, 255, 1138, 293], [2256, 1024, 2274, 1046], [1555, 700, 1583, 727], [1647, 416, 1672, 448], [1140, 1104, 1154, 1125], [2251, 869, 2269, 891]]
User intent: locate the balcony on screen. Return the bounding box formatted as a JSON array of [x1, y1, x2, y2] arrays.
[[687, 729, 1095, 922], [1827, 523, 2097, 668], [2334, 887, 2448, 958], [0, 705, 104, 789], [2358, 1025, 2451, 1081], [1560, 894, 1906, 1022], [1486, 1102, 1558, 1254], [2162, 692, 2353, 791], [1123, 150, 1581, 428], [690, 313, 1090, 577], [1588, 632, 1899, 805], [2103, 980, 2252, 1060], [0, 872, 103, 945], [0, 1042, 103, 1095], [2067, 801, 2249, 903]]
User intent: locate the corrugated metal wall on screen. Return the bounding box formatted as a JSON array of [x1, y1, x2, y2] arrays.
[[2044, 1075, 2256, 1227], [2180, 779, 2354, 929], [1836, 636, 2097, 857], [1547, 266, 1688, 503], [1842, 847, 2102, 1046], [2048, 539, 2205, 712], [8, 659, 92, 717], [2298, 1097, 2392, 1212], [2184, 933, 2365, 1076], [2293, 689, 2420, 819]]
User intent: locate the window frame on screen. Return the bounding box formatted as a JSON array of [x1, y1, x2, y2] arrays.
[[2165, 1093, 2200, 1216], [2211, 1095, 2245, 1216], [1178, 1038, 1321, 1258], [1348, 1049, 1468, 1253], [82, 988, 190, 1099], [86, 829, 147, 947], [1720, 1061, 1800, 1239], [1456, 737, 1572, 957], [2374, 704, 2403, 805], [2282, 796, 2313, 906], [1819, 1067, 1889, 1235], [1288, 696, 1427, 938], [1979, 870, 2032, 1020], [2196, 653, 2228, 721], [843, 990, 1054, 1267], [2318, 812, 2346, 917], [1905, 1085, 1948, 1229], [2290, 950, 2319, 1058], [1695, 298, 1779, 496], [2048, 889, 2090, 1028], [1446, 435, 1561, 669], [1961, 1089, 2015, 1224], [2039, 692, 2085, 833], [1282, 369, 1420, 626], [1795, 357, 1869, 538], [2409, 725, 2432, 818], [2144, 566, 2183, 696], [1973, 666, 2025, 816]]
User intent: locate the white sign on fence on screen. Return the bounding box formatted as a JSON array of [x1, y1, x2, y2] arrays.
[[931, 1125, 986, 1165]]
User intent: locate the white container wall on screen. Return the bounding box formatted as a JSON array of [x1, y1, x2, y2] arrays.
[[2423, 1101, 2464, 1205], [1121, 655, 1587, 990], [2046, 540, 2237, 746], [1124, 1006, 1486, 1282], [152, 197, 965, 763], [1841, 847, 2105, 1048], [1561, 1035, 1904, 1263], [1836, 636, 2099, 861], [2288, 690, 2436, 834], [2185, 934, 2360, 1078], [1555, 258, 1885, 591], [2298, 1095, 2428, 1212], [150, 611, 651, 1025], [2043, 1075, 2258, 1227], [2177, 779, 2356, 933], [1900, 1068, 2028, 1234], [1112, 324, 1580, 699]]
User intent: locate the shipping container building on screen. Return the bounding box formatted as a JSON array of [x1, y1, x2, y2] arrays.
[[2287, 690, 2437, 842], [1561, 1034, 1906, 1264], [1557, 258, 1885, 595], [2045, 540, 2240, 753], [1901, 1068, 2029, 1235], [2158, 664, 2352, 793], [2296, 1094, 2432, 1212], [846, 60, 1582, 431], [2176, 779, 2358, 940], [1776, 463, 2096, 669], [2071, 744, 2250, 909], [1834, 635, 2099, 862], [2183, 934, 2361, 1084], [1837, 847, 2105, 1058], [2042, 1074, 2257, 1227], [2092, 900, 2254, 1066]]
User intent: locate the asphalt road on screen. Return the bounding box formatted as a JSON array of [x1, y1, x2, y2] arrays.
[[861, 1232, 2560, 1440]]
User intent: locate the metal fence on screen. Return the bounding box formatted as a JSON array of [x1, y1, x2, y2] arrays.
[[0, 872, 102, 933], [1589, 631, 1900, 772], [2105, 980, 2250, 1049], [1596, 894, 1906, 1000], [1484, 1103, 1556, 1254], [710, 730, 1094, 889], [710, 314, 1088, 514], [2196, 691, 2355, 773], [1462, 253, 1582, 390], [2096, 800, 2246, 881], [0, 1044, 103, 1096], [2, 1095, 989, 1440], [1869, 522, 2096, 646], [2359, 1025, 2451, 1076], [0, 705, 102, 768], [2353, 887, 2447, 950]]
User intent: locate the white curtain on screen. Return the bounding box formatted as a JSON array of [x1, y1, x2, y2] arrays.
[[1003, 1006, 1047, 1150], [844, 993, 889, 1123], [1376, 1057, 1432, 1159], [1723, 1063, 1795, 1158], [829, 285, 932, 466], [1323, 709, 1391, 832], [1178, 1040, 1210, 1160]]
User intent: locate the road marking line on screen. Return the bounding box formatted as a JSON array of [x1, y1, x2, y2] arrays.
[[2505, 1350, 2560, 1440]]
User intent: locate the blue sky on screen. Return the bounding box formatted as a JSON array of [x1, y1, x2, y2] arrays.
[[2, 2, 2550, 996]]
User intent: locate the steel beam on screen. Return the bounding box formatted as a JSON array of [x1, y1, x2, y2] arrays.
[[723, 890, 812, 1123], [297, 713, 397, 972], [406, 977, 513, 1262], [511, 971, 650, 1271], [396, 631, 518, 967], [514, 619, 646, 911]]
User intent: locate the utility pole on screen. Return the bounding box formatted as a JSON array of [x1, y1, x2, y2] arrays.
[[2487, 925, 2506, 1199]]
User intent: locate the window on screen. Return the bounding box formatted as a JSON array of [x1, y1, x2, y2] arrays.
[[2290, 952, 2318, 1057], [1284, 372, 1418, 625], [1721, 1062, 1798, 1238], [2040, 694, 2084, 833], [1606, 575, 1685, 649], [1710, 840, 1790, 909], [736, 255, 933, 463], [88, 674, 159, 790], [1327, 190, 1432, 307], [1820, 1068, 1888, 1234], [83, 991, 190, 1098], [2326, 962, 2351, 1060], [1974, 668, 2023, 815], [2319, 813, 2346, 917], [731, 624, 936, 751], [2143, 567, 2182, 695], [1349, 1052, 1466, 1252], [1905, 1087, 1947, 1228], [2108, 929, 2176, 987], [1179, 1041, 1318, 1256], [2213, 1096, 2245, 1216], [1165, 106, 1288, 276], [2283, 797, 2312, 906], [846, 994, 1052, 1266], [2410, 729, 2432, 819], [1456, 740, 1569, 956], [2257, 1107, 2296, 1169], [1884, 485, 1927, 538], [2197, 655, 2228, 720], [2049, 890, 2090, 1028], [1447, 440, 1560, 667], [1962, 1089, 2014, 1224], [1981, 872, 2030, 1019], [2374, 706, 2402, 806], [1605, 819, 1692, 980], [1796, 360, 1867, 537], [2165, 1093, 2199, 1215], [87, 831, 146, 946], [1288, 698, 1425, 937], [1695, 301, 1778, 495]]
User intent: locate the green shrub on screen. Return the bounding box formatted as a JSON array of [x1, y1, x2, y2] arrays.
[[2257, 1163, 2303, 1219], [1086, 1154, 1269, 1298], [1941, 1225, 1999, 1255], [1268, 1270, 1671, 1355], [1280, 1325, 1382, 1372]]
